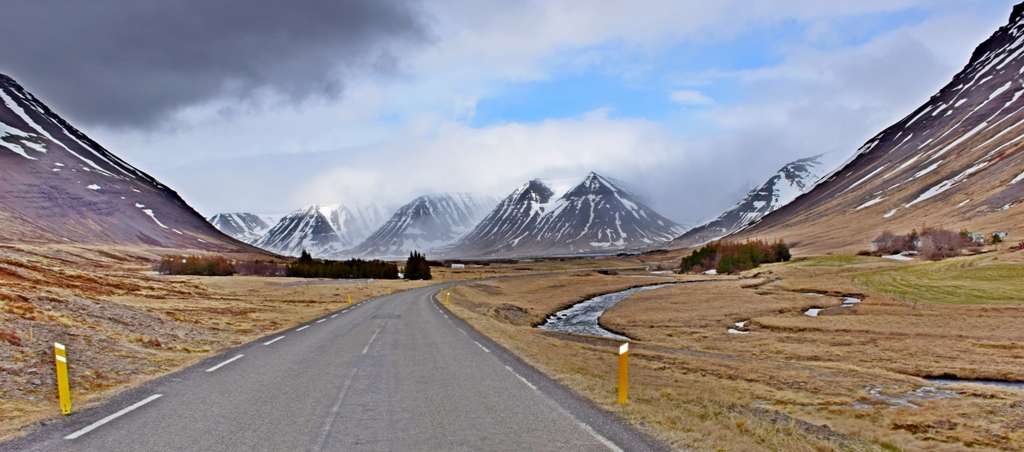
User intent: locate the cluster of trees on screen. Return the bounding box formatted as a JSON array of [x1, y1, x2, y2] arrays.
[[404, 251, 432, 280], [680, 240, 791, 274], [872, 227, 973, 260], [286, 251, 400, 279], [234, 260, 286, 276], [157, 255, 235, 276]]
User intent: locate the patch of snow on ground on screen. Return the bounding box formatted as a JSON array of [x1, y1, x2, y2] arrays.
[[845, 164, 889, 192], [906, 162, 988, 207], [727, 329, 749, 335], [856, 197, 886, 210], [1011, 170, 1024, 184], [703, 269, 717, 275], [957, 199, 971, 208], [87, 184, 100, 190], [735, 321, 747, 328], [884, 208, 898, 218], [804, 309, 822, 317], [913, 161, 942, 179], [883, 254, 914, 261]]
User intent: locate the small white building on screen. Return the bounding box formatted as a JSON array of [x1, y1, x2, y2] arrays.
[[450, 263, 466, 269]]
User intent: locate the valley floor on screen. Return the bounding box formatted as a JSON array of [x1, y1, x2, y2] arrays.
[[439, 251, 1024, 451], [4, 244, 1024, 450]]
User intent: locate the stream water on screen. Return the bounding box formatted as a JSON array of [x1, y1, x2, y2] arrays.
[[927, 378, 1024, 391], [538, 284, 671, 339]]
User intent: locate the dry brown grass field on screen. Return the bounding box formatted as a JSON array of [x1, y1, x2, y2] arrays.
[[439, 249, 1024, 451]]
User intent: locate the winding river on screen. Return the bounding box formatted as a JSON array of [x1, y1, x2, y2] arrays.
[[538, 284, 671, 339]]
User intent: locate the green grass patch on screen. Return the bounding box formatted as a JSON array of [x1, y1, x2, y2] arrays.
[[788, 254, 885, 267], [853, 257, 1024, 305]]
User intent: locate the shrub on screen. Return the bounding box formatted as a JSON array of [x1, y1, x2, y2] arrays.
[[157, 255, 234, 276], [680, 239, 791, 274]]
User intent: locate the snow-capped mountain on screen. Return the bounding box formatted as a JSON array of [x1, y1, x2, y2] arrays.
[[671, 155, 828, 248], [0, 73, 252, 250], [252, 204, 389, 257], [446, 180, 555, 256], [450, 173, 684, 257], [736, 3, 1024, 253], [345, 193, 498, 259], [207, 213, 275, 244]]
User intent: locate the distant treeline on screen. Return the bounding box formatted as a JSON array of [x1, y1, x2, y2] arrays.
[[157, 255, 286, 276], [287, 251, 399, 279], [680, 240, 791, 274]]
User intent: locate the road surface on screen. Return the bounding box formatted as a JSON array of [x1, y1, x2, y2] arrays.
[[4, 284, 668, 451]]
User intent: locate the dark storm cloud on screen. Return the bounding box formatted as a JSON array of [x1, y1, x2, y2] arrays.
[[0, 0, 430, 128]]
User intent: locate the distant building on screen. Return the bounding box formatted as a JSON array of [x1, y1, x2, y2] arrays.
[[450, 263, 466, 269], [994, 231, 1011, 239], [968, 231, 986, 243]]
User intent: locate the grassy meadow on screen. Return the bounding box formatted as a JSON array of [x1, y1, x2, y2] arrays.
[[441, 249, 1024, 451]]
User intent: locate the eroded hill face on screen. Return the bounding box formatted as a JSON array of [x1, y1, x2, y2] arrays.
[[737, 5, 1024, 254], [0, 75, 250, 251]]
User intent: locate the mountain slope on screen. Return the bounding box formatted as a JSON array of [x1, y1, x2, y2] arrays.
[[0, 73, 252, 251], [207, 213, 273, 244], [251, 204, 389, 257], [447, 180, 555, 256], [672, 155, 828, 248], [345, 194, 497, 259], [735, 4, 1024, 253], [451, 173, 684, 257]]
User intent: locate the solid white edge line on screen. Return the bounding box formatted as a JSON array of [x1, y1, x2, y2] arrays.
[[65, 394, 163, 440], [206, 354, 244, 372], [474, 342, 489, 353], [504, 366, 537, 390], [296, 325, 309, 331], [316, 319, 326, 323], [576, 421, 625, 452], [263, 336, 285, 346]]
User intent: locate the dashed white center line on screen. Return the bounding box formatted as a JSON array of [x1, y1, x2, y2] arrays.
[[330, 314, 338, 318], [474, 341, 489, 353], [362, 327, 383, 354], [263, 336, 285, 346], [65, 394, 163, 440], [206, 355, 244, 372], [296, 325, 309, 331], [316, 319, 326, 323]]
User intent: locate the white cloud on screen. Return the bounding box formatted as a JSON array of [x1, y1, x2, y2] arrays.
[[89, 0, 1018, 225], [669, 90, 715, 105]]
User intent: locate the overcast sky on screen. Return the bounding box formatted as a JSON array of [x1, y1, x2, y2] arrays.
[[1, 0, 1018, 224]]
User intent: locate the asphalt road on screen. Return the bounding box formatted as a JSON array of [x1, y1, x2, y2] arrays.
[[3, 284, 669, 451]]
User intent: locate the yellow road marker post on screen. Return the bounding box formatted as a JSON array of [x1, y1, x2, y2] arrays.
[[445, 292, 450, 305], [54, 342, 71, 414], [441, 274, 446, 281], [387, 288, 391, 295], [348, 294, 352, 304], [618, 343, 629, 404]]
